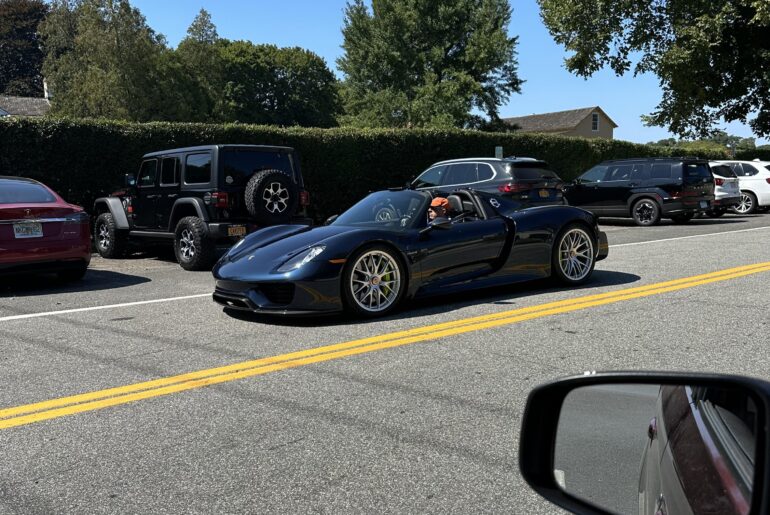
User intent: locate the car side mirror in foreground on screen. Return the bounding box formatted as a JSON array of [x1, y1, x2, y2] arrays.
[[519, 372, 770, 515], [124, 174, 136, 187], [324, 214, 339, 226]]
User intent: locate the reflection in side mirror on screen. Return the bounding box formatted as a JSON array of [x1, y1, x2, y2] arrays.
[[324, 214, 339, 226], [125, 174, 136, 187], [554, 383, 757, 515]]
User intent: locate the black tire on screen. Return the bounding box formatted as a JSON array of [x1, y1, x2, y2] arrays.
[[342, 245, 406, 318], [551, 223, 596, 286], [631, 198, 661, 226], [174, 216, 216, 271], [94, 213, 127, 258], [671, 212, 694, 224], [244, 169, 299, 225], [732, 191, 758, 215], [57, 265, 88, 282]]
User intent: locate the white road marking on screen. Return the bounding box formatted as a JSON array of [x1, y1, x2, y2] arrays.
[[0, 294, 210, 323], [610, 225, 770, 248]]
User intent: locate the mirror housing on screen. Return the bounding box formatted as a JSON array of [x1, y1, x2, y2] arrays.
[[519, 371, 770, 515], [324, 214, 339, 226], [124, 174, 136, 187]]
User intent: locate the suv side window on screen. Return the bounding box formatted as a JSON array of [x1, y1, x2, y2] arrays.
[[413, 165, 446, 188], [606, 164, 633, 181], [740, 163, 759, 176], [630, 163, 650, 181], [185, 153, 212, 184], [650, 164, 672, 179], [138, 159, 158, 188], [160, 157, 179, 186], [580, 165, 608, 183], [477, 164, 495, 181], [443, 163, 478, 185]]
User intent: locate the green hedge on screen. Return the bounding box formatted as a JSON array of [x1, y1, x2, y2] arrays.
[[736, 149, 770, 161], [0, 118, 729, 221]]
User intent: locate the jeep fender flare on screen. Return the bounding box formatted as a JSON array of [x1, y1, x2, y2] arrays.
[[93, 197, 130, 229], [168, 198, 210, 231]]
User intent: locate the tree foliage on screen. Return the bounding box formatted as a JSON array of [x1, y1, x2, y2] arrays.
[[337, 0, 522, 128], [538, 0, 770, 138], [0, 0, 48, 96]]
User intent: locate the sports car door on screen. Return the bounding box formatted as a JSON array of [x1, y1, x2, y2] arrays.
[[415, 218, 508, 286]]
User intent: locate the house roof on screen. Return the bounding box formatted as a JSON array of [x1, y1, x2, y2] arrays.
[[0, 95, 50, 117], [502, 106, 618, 132]]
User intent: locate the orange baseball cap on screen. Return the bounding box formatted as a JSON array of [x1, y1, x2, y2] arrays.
[[430, 197, 449, 208]]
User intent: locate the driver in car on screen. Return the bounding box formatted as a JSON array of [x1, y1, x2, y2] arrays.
[[428, 197, 452, 221]]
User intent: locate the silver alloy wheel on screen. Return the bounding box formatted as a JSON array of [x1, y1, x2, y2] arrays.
[[734, 193, 753, 214], [98, 223, 110, 250], [558, 228, 594, 281], [179, 228, 195, 261], [634, 200, 656, 224], [349, 250, 401, 313], [263, 182, 290, 213]]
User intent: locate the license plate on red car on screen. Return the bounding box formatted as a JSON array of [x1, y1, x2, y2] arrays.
[[539, 189, 550, 198], [227, 225, 247, 237], [13, 222, 43, 238], [700, 201, 709, 209]]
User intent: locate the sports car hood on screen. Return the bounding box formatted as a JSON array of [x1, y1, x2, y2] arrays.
[[219, 224, 366, 270]]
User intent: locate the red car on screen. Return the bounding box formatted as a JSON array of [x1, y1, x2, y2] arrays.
[[0, 176, 91, 281]]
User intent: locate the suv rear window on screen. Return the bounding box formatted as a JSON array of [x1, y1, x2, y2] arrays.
[[511, 164, 560, 180], [221, 150, 293, 187], [684, 163, 712, 178], [711, 165, 736, 178], [0, 181, 56, 204]]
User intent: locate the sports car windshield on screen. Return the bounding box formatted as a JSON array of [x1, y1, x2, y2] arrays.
[[332, 190, 427, 230]]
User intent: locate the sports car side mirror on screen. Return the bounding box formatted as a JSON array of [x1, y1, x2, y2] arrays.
[[125, 174, 136, 187], [519, 372, 770, 515], [419, 217, 452, 237], [324, 214, 339, 226]]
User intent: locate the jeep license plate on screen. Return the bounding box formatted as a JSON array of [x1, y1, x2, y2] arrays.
[[539, 189, 550, 198], [228, 225, 246, 237], [13, 222, 43, 239]]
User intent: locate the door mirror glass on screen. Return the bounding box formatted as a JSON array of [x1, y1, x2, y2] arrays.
[[554, 383, 757, 515], [124, 174, 136, 187], [429, 217, 452, 230], [324, 214, 339, 226]]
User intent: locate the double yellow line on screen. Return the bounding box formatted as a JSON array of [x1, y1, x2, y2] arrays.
[[3, 261, 770, 430]]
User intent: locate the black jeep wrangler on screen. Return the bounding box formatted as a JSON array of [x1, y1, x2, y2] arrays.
[[93, 145, 310, 270]]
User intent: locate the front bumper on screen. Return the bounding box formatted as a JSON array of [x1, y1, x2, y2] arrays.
[[596, 231, 609, 261], [212, 277, 343, 316]]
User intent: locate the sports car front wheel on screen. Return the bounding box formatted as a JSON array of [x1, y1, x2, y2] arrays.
[[342, 245, 405, 317], [552, 224, 596, 285]]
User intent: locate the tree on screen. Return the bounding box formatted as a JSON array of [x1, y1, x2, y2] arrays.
[[538, 0, 770, 138], [0, 0, 48, 96], [218, 41, 340, 127], [337, 0, 522, 128], [174, 9, 222, 121], [40, 0, 172, 121]]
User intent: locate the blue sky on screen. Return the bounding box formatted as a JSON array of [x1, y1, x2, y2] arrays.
[[132, 0, 767, 145]]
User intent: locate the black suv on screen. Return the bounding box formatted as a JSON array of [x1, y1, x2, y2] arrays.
[[93, 145, 309, 270], [410, 157, 565, 207], [563, 158, 715, 226]]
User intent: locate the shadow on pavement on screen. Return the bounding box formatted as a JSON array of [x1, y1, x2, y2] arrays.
[[598, 216, 753, 227], [222, 269, 641, 328], [0, 269, 151, 297]]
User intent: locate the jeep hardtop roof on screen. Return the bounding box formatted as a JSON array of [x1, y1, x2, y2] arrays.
[[142, 144, 295, 159]]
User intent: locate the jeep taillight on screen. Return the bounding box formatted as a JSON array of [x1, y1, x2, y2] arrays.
[[211, 191, 229, 208], [299, 190, 310, 207]]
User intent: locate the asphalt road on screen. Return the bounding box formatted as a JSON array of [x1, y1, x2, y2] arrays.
[[1, 212, 769, 514]]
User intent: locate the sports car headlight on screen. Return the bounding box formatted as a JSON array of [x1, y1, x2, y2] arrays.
[[276, 246, 325, 273]]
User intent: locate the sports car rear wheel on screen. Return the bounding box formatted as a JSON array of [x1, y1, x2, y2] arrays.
[[552, 224, 596, 285], [343, 246, 405, 317]]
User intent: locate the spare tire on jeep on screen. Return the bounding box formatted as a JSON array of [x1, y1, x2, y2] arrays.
[[244, 169, 299, 225]]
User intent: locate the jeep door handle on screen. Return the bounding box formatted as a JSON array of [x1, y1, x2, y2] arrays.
[[144, 195, 159, 199], [167, 194, 178, 198]]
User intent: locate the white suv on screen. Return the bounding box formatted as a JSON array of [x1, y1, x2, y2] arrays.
[[711, 160, 770, 214]]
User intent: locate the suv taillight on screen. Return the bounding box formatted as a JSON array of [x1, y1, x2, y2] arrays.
[[670, 190, 682, 199], [498, 182, 530, 193], [211, 191, 229, 208], [299, 190, 310, 207], [766, 178, 770, 185], [714, 178, 724, 186]]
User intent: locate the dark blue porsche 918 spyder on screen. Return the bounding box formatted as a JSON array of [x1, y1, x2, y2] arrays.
[[212, 189, 609, 317]]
